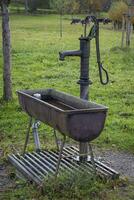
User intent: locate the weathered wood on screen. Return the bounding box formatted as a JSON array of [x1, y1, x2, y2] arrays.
[[60, 12, 63, 38], [126, 15, 131, 47], [24, 0, 29, 14], [0, 0, 12, 101], [121, 14, 125, 48]]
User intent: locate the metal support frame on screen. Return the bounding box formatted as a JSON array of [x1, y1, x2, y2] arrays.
[[23, 117, 97, 176], [88, 143, 96, 175], [32, 120, 41, 152], [24, 120, 61, 154], [55, 135, 66, 177], [53, 129, 60, 152], [23, 117, 32, 154], [23, 119, 97, 176], [23, 117, 41, 154]]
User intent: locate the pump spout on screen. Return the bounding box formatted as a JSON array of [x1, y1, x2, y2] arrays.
[[59, 50, 82, 61]]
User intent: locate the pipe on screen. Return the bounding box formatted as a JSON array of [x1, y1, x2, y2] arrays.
[[59, 50, 82, 61]]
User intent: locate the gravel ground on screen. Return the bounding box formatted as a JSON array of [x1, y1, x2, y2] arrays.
[[0, 163, 15, 194], [95, 148, 134, 179], [0, 149, 15, 193]]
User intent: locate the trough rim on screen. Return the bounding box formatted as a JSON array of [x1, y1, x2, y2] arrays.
[[17, 89, 108, 115]]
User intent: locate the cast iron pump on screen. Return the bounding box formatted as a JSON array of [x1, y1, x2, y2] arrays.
[[59, 16, 111, 161], [59, 16, 110, 97]]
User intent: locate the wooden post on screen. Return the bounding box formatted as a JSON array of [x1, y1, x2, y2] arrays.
[[0, 0, 12, 101], [126, 14, 131, 47], [60, 11, 63, 38], [24, 0, 29, 14], [126, 6, 133, 47], [121, 14, 126, 48]]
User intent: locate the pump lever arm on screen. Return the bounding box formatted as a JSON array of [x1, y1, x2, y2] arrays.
[[95, 23, 109, 85], [97, 61, 109, 85]]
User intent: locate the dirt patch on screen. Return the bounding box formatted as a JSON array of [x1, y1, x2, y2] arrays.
[[0, 149, 15, 195], [0, 164, 12, 192], [94, 148, 134, 180]]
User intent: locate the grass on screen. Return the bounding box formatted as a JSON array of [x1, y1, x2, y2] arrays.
[[0, 14, 134, 152], [0, 14, 134, 199]]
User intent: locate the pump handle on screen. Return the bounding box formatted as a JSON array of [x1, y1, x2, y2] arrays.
[[87, 16, 110, 85], [98, 62, 109, 85]]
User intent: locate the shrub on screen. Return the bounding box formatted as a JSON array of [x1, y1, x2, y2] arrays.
[[108, 1, 128, 23]]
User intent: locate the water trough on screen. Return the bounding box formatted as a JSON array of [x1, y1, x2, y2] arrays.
[[8, 88, 119, 183], [17, 89, 108, 142]]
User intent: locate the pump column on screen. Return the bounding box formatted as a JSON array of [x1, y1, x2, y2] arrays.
[[77, 36, 91, 162]]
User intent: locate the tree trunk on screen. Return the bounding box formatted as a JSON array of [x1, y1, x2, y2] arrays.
[[60, 11, 63, 38], [1, 1, 12, 101], [126, 6, 133, 47], [25, 0, 29, 14], [126, 16, 131, 47], [121, 14, 125, 48]]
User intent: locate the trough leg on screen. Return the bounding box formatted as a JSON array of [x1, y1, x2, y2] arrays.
[[55, 135, 66, 177], [23, 117, 32, 154], [53, 129, 60, 151], [32, 120, 41, 152], [88, 143, 96, 175]]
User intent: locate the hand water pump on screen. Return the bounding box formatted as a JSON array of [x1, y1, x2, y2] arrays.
[[59, 16, 110, 161]]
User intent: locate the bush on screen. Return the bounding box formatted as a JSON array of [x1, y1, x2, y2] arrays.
[[108, 1, 128, 23]]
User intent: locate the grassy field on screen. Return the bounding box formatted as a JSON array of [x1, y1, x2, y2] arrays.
[[0, 15, 134, 199]]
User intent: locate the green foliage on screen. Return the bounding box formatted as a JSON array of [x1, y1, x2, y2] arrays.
[[0, 0, 10, 6], [109, 1, 128, 22], [0, 14, 134, 200], [64, 0, 80, 14], [50, 0, 80, 14], [50, 0, 64, 13], [11, 0, 51, 13], [50, 0, 110, 14], [125, 0, 134, 6], [77, 0, 109, 13], [27, 0, 50, 12], [9, 0, 112, 14], [0, 14, 134, 160], [27, 0, 38, 12], [0, 14, 134, 152]]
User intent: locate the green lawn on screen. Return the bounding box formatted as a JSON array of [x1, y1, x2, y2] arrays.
[[0, 14, 134, 199], [0, 14, 134, 151]]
